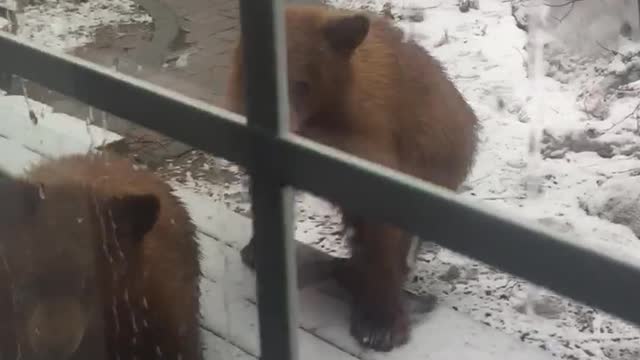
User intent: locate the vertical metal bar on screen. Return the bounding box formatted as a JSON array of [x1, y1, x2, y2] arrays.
[[637, 0, 640, 36], [237, 2, 298, 360], [0, 72, 11, 93], [0, 1, 18, 93], [0, 8, 8, 91]]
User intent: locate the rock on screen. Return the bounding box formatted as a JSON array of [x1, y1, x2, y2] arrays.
[[602, 344, 640, 360], [458, 0, 470, 13], [514, 295, 565, 319], [580, 177, 640, 238], [511, 0, 529, 32], [438, 265, 462, 282]]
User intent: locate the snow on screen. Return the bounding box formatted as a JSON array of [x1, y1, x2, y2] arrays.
[[0, 0, 17, 11], [0, 16, 8, 32], [16, 0, 151, 51], [0, 95, 121, 175], [581, 177, 640, 239], [0, 96, 121, 155], [0, 135, 44, 176]]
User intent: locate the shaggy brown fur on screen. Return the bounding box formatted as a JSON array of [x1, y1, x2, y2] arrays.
[[226, 4, 478, 352], [0, 153, 202, 360]]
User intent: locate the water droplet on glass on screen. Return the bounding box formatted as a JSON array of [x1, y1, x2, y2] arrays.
[[37, 184, 45, 199], [525, 1, 548, 199]]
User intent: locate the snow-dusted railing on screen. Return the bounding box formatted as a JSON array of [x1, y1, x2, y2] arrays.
[[2, 1, 640, 359]]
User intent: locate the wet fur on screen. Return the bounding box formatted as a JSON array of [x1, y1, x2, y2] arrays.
[[227, 4, 478, 352], [0, 153, 202, 360]]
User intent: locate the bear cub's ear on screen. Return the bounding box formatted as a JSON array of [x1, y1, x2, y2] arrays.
[[106, 194, 160, 243], [322, 14, 370, 56]]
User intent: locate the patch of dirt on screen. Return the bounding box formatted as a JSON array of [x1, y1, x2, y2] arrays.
[[70, 22, 154, 66]]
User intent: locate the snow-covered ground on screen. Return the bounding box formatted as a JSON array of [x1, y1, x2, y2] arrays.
[[0, 94, 121, 175], [3, 0, 640, 359], [15, 0, 151, 50], [319, 0, 640, 358]]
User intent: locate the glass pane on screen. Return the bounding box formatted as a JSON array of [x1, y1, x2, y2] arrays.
[[3, 0, 640, 358]]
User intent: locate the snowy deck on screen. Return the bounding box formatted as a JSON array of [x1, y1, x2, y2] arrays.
[[0, 95, 554, 359]]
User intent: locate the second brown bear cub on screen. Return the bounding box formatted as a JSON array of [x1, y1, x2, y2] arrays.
[[0, 154, 203, 359], [227, 5, 478, 351]]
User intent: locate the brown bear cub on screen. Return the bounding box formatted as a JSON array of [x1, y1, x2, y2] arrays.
[[0, 153, 202, 360], [226, 4, 478, 352]]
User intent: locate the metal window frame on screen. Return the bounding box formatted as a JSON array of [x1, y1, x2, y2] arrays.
[[1, 1, 640, 359]]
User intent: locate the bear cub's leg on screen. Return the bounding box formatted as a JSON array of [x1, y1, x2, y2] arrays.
[[338, 219, 412, 351]]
